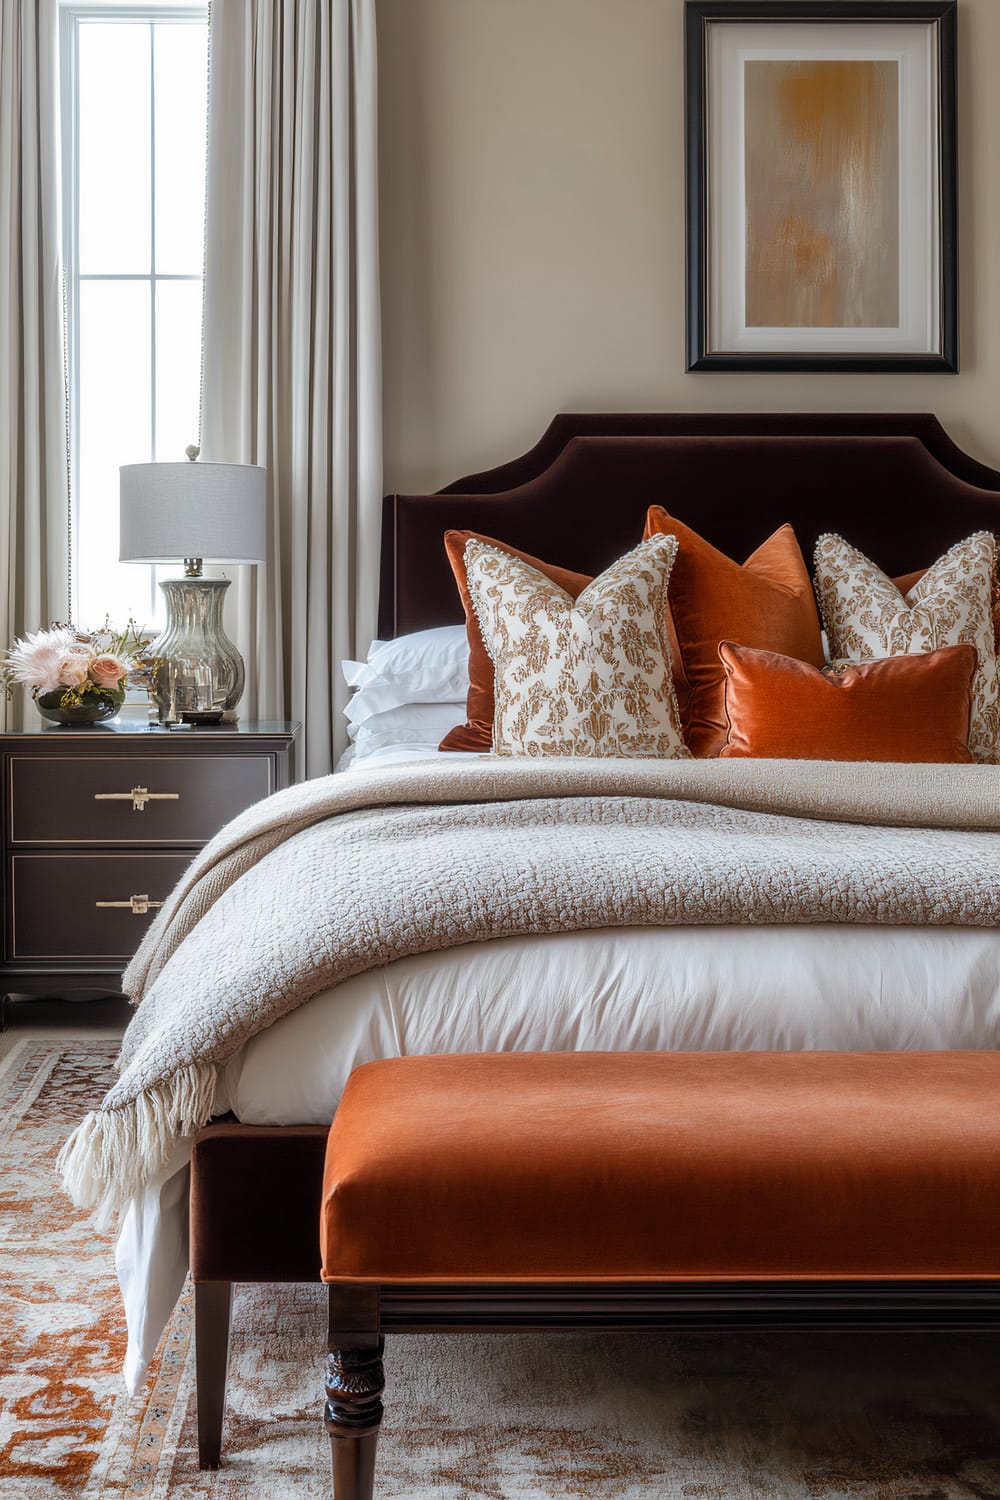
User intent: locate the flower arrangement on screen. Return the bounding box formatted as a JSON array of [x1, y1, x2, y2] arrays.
[[2, 620, 151, 723]]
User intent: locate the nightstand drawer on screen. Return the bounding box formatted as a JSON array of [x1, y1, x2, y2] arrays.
[[10, 853, 191, 959], [9, 755, 272, 845]]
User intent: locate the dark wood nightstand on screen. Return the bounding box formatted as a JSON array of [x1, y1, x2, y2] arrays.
[[1, 719, 299, 1022]]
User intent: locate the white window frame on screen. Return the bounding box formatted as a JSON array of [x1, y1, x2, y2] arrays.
[[59, 0, 208, 626]]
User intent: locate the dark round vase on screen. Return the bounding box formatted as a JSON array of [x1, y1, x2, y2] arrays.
[[35, 689, 123, 726]]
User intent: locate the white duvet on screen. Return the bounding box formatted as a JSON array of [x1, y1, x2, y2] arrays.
[[115, 747, 1000, 1392]]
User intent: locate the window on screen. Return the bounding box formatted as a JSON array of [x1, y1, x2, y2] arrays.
[[60, 2, 208, 630]]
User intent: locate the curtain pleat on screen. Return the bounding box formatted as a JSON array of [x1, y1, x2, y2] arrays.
[[201, 0, 382, 778], [0, 0, 70, 730]]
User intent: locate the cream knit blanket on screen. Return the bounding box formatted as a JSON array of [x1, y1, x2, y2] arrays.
[[59, 757, 1000, 1221]]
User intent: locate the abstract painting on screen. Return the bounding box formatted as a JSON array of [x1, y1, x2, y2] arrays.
[[744, 60, 899, 330], [685, 2, 957, 372]]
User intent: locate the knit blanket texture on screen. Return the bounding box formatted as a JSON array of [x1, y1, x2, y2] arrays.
[[58, 757, 1000, 1221]]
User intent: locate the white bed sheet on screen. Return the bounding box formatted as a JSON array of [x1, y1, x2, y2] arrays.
[[337, 740, 482, 771], [117, 921, 1000, 1391]]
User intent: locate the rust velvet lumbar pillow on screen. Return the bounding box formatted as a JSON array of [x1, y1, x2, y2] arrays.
[[643, 508, 825, 758], [717, 641, 977, 763], [439, 531, 592, 752]]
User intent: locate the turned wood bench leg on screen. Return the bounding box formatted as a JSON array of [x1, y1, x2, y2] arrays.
[[325, 1337, 385, 1500], [195, 1281, 233, 1469], [325, 1286, 384, 1500]]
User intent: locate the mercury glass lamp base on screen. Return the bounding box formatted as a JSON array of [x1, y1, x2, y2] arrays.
[[147, 577, 246, 726]]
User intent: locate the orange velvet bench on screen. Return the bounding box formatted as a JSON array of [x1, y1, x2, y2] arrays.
[[320, 1050, 1000, 1500]]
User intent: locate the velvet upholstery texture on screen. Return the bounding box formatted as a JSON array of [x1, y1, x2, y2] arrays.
[[320, 1051, 1000, 1283], [190, 1123, 329, 1283], [382, 423, 1000, 640], [719, 642, 977, 763], [440, 529, 591, 752], [643, 509, 824, 757], [814, 531, 1000, 768]]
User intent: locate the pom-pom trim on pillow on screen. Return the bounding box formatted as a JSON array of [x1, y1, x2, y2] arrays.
[[814, 531, 1000, 764], [440, 532, 592, 752], [464, 534, 689, 760]]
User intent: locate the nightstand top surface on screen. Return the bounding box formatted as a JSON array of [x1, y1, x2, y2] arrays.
[[1, 719, 300, 740]]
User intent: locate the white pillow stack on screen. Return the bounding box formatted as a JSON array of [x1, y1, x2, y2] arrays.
[[342, 625, 470, 762]]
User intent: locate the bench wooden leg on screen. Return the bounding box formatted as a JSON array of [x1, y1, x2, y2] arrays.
[[195, 1280, 233, 1469], [324, 1334, 385, 1500]]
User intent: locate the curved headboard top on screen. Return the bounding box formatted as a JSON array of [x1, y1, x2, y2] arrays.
[[379, 415, 1000, 638]]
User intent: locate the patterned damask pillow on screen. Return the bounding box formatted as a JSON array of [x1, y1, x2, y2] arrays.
[[814, 531, 1000, 763], [464, 534, 689, 759]]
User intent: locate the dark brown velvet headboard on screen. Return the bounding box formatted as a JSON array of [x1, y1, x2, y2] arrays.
[[377, 414, 1000, 639]]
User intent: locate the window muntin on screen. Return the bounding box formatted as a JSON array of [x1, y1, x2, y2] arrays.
[[62, 3, 208, 630]]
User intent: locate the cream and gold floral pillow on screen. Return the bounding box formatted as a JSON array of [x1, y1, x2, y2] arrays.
[[464, 534, 689, 759], [814, 531, 1000, 762]]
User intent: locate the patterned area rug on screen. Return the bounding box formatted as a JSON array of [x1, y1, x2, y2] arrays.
[[3, 1037, 1000, 1499]]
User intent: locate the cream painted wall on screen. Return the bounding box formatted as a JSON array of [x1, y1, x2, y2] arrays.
[[377, 0, 999, 495]]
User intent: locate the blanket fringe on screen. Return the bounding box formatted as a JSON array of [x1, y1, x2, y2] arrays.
[[57, 1062, 217, 1228]]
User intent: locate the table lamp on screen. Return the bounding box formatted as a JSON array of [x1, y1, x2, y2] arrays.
[[120, 452, 267, 724]]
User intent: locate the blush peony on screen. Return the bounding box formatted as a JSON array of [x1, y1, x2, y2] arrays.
[[55, 654, 91, 688]]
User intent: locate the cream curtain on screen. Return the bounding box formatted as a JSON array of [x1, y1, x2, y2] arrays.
[[200, 0, 382, 778], [0, 0, 70, 731]]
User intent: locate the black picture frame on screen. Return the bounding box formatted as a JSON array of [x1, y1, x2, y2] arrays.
[[685, 1, 958, 372]]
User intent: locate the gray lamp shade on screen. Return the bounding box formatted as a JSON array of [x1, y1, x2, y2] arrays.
[[119, 462, 267, 563]]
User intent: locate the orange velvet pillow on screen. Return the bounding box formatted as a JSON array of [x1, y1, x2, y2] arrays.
[[718, 641, 977, 762], [644, 508, 825, 757], [439, 531, 592, 752]]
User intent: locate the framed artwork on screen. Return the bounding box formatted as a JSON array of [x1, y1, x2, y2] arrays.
[[685, 1, 958, 372]]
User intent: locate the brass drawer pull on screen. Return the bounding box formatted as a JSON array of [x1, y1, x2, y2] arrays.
[[94, 786, 180, 812], [94, 894, 164, 916]]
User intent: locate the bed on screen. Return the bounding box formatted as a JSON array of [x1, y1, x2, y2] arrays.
[[89, 411, 1000, 1415]]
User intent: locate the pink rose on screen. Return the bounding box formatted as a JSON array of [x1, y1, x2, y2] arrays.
[[89, 653, 127, 688], [56, 654, 91, 688]]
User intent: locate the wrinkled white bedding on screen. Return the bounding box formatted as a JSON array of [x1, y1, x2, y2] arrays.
[[118, 920, 1000, 1391], [336, 739, 480, 771]]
